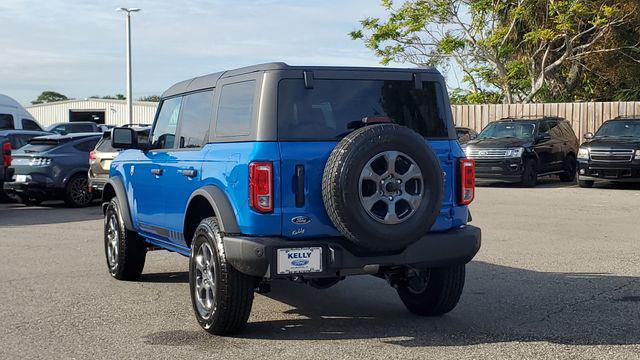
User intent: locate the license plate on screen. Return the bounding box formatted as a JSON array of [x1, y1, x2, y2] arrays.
[[14, 175, 27, 183], [276, 247, 322, 275]]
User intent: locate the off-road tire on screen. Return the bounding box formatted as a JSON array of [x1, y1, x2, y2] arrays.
[[322, 124, 443, 252], [520, 159, 538, 187], [104, 197, 146, 280], [578, 179, 594, 188], [559, 155, 576, 182], [64, 174, 93, 207], [397, 264, 465, 316], [189, 217, 255, 335]]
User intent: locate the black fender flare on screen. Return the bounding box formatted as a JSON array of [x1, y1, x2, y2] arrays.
[[101, 177, 134, 231], [185, 185, 240, 234]]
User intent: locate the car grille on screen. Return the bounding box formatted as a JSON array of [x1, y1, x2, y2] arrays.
[[590, 149, 634, 162], [466, 149, 509, 159]]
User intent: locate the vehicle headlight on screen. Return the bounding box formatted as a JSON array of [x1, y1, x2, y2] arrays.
[[635, 149, 640, 160], [577, 148, 589, 160], [506, 147, 524, 158]]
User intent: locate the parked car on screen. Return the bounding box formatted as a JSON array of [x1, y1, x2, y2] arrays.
[[101, 63, 481, 335], [0, 130, 51, 201], [0, 94, 44, 131], [577, 117, 640, 187], [464, 116, 579, 187], [456, 126, 478, 144], [46, 121, 102, 135], [4, 133, 101, 206], [89, 126, 150, 194]]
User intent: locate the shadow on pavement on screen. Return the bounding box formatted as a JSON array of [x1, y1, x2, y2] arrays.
[[142, 261, 640, 346], [0, 202, 102, 227], [239, 261, 640, 346]]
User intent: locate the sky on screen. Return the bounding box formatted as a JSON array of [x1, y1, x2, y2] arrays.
[[0, 0, 406, 106]]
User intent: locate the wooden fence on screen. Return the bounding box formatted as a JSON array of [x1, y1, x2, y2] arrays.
[[452, 102, 640, 141]]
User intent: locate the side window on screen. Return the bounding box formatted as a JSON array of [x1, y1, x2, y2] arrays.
[[538, 122, 550, 135], [177, 90, 214, 148], [71, 123, 96, 133], [22, 119, 42, 131], [151, 97, 182, 149], [53, 124, 67, 134], [0, 114, 14, 130], [216, 80, 256, 137]]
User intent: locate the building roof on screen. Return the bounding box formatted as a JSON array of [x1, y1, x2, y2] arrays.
[[161, 62, 440, 98], [26, 98, 158, 109]]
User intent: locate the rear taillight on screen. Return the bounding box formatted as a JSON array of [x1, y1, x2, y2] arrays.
[[249, 161, 273, 213], [459, 159, 475, 205], [2, 142, 11, 167], [89, 150, 95, 161]]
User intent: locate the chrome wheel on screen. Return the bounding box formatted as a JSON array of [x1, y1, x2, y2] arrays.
[[106, 214, 119, 270], [358, 151, 424, 224], [70, 177, 91, 206], [194, 242, 216, 319]]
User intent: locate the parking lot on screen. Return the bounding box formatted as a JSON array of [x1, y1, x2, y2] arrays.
[[1, 181, 639, 359]]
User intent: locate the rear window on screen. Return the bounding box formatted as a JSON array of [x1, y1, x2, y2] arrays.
[[96, 137, 115, 152], [277, 79, 448, 140], [21, 141, 59, 153], [0, 114, 14, 130]]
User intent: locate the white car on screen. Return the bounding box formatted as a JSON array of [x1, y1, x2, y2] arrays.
[[0, 94, 44, 131]]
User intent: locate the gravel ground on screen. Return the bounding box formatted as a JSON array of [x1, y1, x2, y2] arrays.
[[1, 180, 639, 359]]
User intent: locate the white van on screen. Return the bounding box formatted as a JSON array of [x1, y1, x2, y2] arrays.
[[0, 94, 44, 131]]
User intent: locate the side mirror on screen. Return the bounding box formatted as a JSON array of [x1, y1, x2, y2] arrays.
[[537, 133, 551, 142], [111, 127, 139, 149], [584, 132, 594, 140]]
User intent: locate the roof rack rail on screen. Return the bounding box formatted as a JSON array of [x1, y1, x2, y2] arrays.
[[498, 115, 564, 121]]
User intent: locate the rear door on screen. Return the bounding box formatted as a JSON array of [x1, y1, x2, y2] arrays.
[[277, 72, 455, 239], [160, 89, 214, 246]]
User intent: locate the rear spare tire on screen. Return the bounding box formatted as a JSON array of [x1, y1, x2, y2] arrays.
[[322, 124, 443, 252]]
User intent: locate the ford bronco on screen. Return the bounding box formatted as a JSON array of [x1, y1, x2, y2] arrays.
[[102, 63, 481, 335]]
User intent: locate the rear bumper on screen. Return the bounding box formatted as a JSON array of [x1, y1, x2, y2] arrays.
[[89, 176, 108, 192], [223, 225, 481, 278], [577, 160, 640, 182], [3, 180, 62, 199]]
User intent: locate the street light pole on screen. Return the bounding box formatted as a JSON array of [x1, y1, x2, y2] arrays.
[[116, 7, 141, 125]]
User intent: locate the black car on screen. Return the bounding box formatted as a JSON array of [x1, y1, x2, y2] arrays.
[[456, 126, 478, 144], [3, 133, 101, 206], [46, 121, 103, 135], [577, 117, 640, 187], [464, 117, 579, 187], [1, 130, 51, 201]]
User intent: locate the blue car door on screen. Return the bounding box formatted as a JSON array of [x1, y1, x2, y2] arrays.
[[160, 90, 214, 247], [132, 96, 182, 238]]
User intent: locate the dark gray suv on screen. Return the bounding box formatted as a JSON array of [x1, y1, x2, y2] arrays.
[[4, 133, 101, 206]]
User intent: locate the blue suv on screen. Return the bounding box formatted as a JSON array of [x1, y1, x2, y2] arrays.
[[103, 63, 481, 335]]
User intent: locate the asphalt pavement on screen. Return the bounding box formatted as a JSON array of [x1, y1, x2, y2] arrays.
[[1, 180, 639, 359]]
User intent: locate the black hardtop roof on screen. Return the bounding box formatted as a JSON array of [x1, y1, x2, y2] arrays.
[[497, 115, 565, 122], [161, 62, 441, 98]]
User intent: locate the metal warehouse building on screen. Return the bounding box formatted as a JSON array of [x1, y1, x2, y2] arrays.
[[26, 99, 158, 128]]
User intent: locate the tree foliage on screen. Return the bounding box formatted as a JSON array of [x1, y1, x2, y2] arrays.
[[90, 94, 126, 100], [31, 91, 69, 105], [138, 95, 160, 102], [351, 0, 640, 103]]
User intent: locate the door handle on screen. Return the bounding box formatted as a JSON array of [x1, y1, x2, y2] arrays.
[[181, 169, 198, 178], [151, 168, 163, 176]]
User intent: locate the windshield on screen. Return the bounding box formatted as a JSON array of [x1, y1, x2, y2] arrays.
[[595, 120, 640, 138], [277, 79, 448, 140], [477, 122, 536, 140]]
